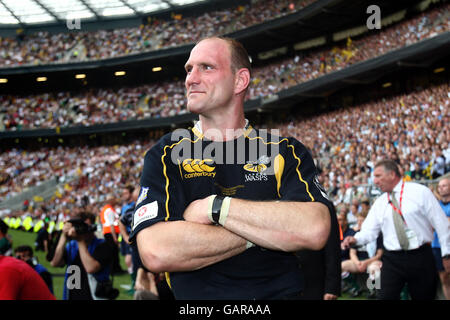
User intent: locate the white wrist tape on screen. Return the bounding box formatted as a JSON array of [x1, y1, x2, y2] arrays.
[[218, 196, 231, 226]]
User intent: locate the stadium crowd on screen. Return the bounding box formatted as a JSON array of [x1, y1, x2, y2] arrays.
[[1, 2, 448, 131], [1, 81, 448, 218], [0, 0, 314, 67]]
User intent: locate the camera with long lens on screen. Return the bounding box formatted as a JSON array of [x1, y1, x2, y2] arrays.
[[68, 218, 97, 235]]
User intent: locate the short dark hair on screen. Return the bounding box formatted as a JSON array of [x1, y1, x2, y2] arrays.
[[78, 212, 96, 225], [15, 245, 33, 256], [124, 185, 134, 194], [374, 159, 401, 177], [199, 36, 252, 77]]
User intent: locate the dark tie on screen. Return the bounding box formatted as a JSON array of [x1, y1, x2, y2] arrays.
[[390, 192, 409, 250]]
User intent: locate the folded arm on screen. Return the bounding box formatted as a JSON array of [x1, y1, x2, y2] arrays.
[[136, 220, 247, 273], [185, 197, 331, 252]]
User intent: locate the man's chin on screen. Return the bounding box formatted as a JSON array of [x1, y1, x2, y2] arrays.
[[187, 104, 202, 115]]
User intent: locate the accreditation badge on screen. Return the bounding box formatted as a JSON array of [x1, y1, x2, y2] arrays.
[[405, 228, 419, 250]]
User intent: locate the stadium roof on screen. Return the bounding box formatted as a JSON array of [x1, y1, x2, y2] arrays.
[[0, 0, 205, 25]]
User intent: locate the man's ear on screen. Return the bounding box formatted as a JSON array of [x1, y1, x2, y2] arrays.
[[234, 68, 250, 95]]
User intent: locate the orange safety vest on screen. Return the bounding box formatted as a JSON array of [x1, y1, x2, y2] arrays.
[[100, 204, 120, 235]]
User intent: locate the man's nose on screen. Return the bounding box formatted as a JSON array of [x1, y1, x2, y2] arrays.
[[186, 67, 200, 87]]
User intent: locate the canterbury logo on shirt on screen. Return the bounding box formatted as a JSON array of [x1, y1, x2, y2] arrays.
[[181, 158, 216, 178]]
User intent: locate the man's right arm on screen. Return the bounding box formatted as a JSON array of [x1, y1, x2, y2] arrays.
[[137, 220, 247, 273], [343, 200, 383, 249]]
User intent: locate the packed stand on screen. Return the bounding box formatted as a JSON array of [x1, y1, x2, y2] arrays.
[[1, 3, 448, 131], [0, 80, 186, 130], [0, 139, 154, 210], [0, 0, 314, 67], [279, 82, 450, 207]]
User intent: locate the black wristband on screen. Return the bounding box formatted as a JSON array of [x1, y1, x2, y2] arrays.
[[443, 254, 450, 260], [211, 196, 224, 224]]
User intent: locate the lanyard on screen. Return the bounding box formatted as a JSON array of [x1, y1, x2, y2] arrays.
[[387, 180, 406, 223]]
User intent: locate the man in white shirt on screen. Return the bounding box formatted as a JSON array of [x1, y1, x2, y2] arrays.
[[342, 160, 450, 300]]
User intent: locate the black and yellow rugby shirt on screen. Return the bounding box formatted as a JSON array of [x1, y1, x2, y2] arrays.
[[129, 125, 333, 299]]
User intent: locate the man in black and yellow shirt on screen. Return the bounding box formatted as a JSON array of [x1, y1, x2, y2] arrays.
[[129, 36, 333, 299]]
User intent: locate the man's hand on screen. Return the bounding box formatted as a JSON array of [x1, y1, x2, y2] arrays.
[[183, 196, 214, 225], [357, 260, 368, 273], [341, 236, 357, 250], [323, 293, 338, 300], [62, 221, 73, 236], [63, 222, 87, 242]]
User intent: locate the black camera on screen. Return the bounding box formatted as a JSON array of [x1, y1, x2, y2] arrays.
[[68, 218, 97, 235]]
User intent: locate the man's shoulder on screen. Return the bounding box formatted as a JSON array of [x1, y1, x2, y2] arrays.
[[0, 256, 33, 276], [404, 180, 431, 194], [249, 128, 306, 149], [371, 192, 388, 207], [145, 130, 196, 157]]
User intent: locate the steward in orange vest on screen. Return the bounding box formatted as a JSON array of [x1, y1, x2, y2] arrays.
[[99, 196, 124, 274]]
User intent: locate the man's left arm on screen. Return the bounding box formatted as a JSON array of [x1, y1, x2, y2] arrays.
[[184, 199, 329, 251], [223, 200, 330, 251]]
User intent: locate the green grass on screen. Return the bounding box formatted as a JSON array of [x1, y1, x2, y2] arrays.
[[7, 228, 134, 300]]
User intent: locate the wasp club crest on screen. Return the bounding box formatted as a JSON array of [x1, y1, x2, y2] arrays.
[[244, 155, 270, 173]]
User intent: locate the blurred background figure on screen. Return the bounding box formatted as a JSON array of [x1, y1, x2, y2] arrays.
[[0, 220, 12, 256], [119, 186, 139, 294], [99, 196, 124, 275], [0, 254, 55, 300], [50, 212, 118, 300], [433, 177, 450, 299], [14, 245, 54, 294]]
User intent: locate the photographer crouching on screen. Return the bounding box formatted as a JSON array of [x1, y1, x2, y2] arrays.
[[51, 212, 119, 300]]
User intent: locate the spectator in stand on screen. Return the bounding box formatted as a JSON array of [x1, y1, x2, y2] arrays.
[[14, 245, 54, 294], [347, 202, 359, 230]]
